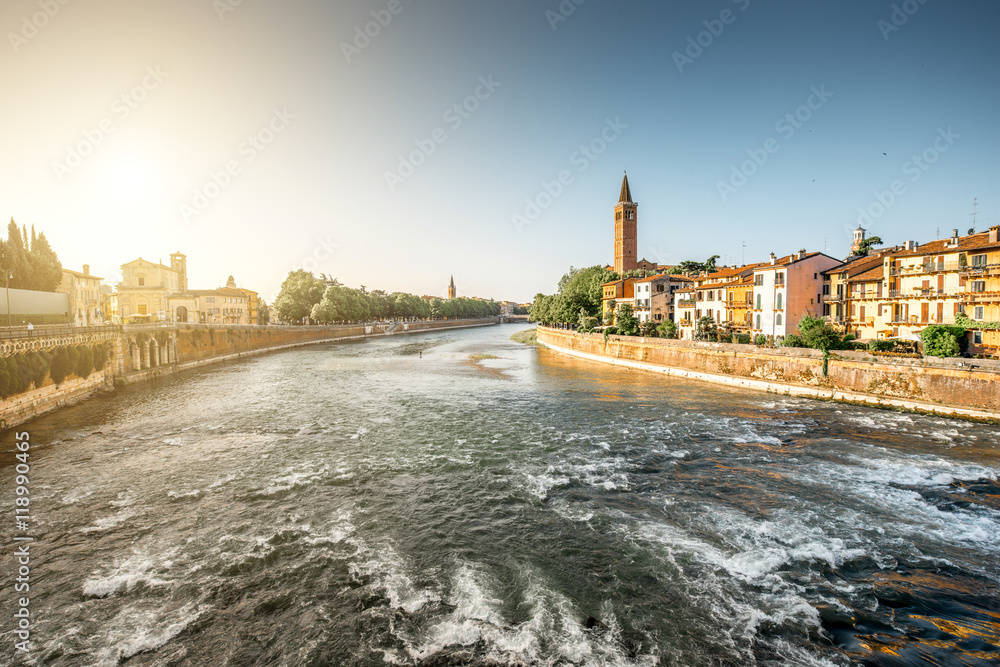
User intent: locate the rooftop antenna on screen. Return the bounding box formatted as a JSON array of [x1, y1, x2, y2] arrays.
[[970, 197, 978, 232], [741, 241, 746, 265]]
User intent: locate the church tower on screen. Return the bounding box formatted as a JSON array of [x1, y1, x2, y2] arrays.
[[614, 173, 638, 273], [851, 225, 866, 255], [448, 275, 456, 300], [170, 251, 188, 292]]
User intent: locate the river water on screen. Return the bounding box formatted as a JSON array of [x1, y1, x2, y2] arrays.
[[1, 323, 998, 666]]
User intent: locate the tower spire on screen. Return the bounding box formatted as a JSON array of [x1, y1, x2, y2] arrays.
[[619, 172, 632, 204]]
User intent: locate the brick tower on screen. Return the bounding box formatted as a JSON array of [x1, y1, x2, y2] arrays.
[[614, 173, 638, 273]]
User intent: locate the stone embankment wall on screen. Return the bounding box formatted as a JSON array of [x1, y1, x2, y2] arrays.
[[0, 369, 112, 429], [536, 327, 1000, 420], [1, 318, 498, 428]]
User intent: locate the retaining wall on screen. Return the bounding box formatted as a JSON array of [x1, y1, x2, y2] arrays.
[[537, 327, 1000, 420], [2, 319, 499, 429], [0, 369, 112, 429]]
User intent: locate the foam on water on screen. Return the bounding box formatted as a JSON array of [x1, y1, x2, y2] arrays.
[[82, 551, 174, 598]]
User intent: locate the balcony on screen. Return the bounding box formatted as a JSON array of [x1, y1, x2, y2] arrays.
[[960, 263, 1000, 276], [889, 261, 962, 276], [678, 299, 696, 307], [962, 291, 1000, 303]]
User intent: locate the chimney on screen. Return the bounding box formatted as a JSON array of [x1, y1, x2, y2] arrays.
[[990, 226, 999, 244], [770, 252, 776, 265], [82, 264, 89, 275]]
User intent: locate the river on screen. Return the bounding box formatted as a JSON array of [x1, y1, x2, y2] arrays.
[[1, 323, 998, 666]]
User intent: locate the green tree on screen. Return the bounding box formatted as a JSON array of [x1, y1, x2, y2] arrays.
[[694, 316, 716, 341], [657, 319, 678, 339], [920, 324, 966, 358], [852, 236, 884, 257], [273, 270, 325, 324], [615, 303, 640, 336], [797, 316, 843, 352], [28, 228, 62, 291], [558, 265, 618, 320]]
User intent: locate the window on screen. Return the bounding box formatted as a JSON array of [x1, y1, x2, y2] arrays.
[[138, 277, 145, 286], [656, 284, 664, 292], [972, 254, 987, 267], [754, 274, 764, 286], [775, 314, 782, 326], [776, 293, 783, 310], [756, 294, 762, 310], [823, 284, 830, 295], [775, 273, 785, 286], [755, 314, 761, 330], [974, 306, 984, 320], [974, 331, 983, 344], [972, 281, 986, 292]]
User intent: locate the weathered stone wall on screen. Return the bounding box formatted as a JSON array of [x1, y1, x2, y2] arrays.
[[0, 369, 111, 429], [1, 319, 499, 429], [537, 327, 1000, 416], [173, 325, 366, 364]]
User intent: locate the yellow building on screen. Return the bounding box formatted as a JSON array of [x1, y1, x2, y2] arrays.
[[117, 254, 184, 321], [601, 277, 637, 324], [224, 275, 262, 324], [168, 288, 250, 324], [823, 251, 896, 340], [888, 227, 1000, 354], [57, 265, 103, 325]]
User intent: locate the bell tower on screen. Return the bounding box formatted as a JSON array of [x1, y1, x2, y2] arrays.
[[614, 173, 637, 273], [448, 275, 456, 300], [170, 251, 188, 292]]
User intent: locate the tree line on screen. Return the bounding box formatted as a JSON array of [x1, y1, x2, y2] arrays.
[[0, 343, 112, 398], [272, 271, 501, 324], [0, 219, 63, 292]]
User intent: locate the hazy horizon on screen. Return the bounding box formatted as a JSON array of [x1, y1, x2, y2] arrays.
[[2, 0, 998, 302]]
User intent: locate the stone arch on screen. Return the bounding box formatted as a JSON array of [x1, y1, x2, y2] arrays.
[[176, 306, 188, 323], [149, 339, 159, 367], [129, 341, 141, 370]]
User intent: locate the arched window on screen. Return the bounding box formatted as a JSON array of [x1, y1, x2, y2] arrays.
[[776, 293, 783, 310], [776, 314, 783, 326], [756, 294, 762, 310], [755, 314, 761, 330]]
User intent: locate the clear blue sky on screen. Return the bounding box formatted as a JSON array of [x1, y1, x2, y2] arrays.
[[1, 0, 997, 302]]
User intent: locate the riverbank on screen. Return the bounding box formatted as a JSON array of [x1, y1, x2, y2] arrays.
[[0, 318, 499, 429], [535, 326, 1000, 422]]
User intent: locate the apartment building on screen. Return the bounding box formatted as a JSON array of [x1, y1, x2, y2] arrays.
[[751, 251, 840, 340]]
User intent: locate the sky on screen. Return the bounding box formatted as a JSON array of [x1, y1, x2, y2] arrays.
[[1, 0, 998, 303]]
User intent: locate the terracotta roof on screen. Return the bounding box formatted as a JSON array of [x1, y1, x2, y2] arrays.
[[852, 265, 884, 282], [755, 251, 832, 270], [892, 229, 1000, 258], [62, 268, 104, 281], [121, 257, 176, 271], [824, 253, 889, 279]]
